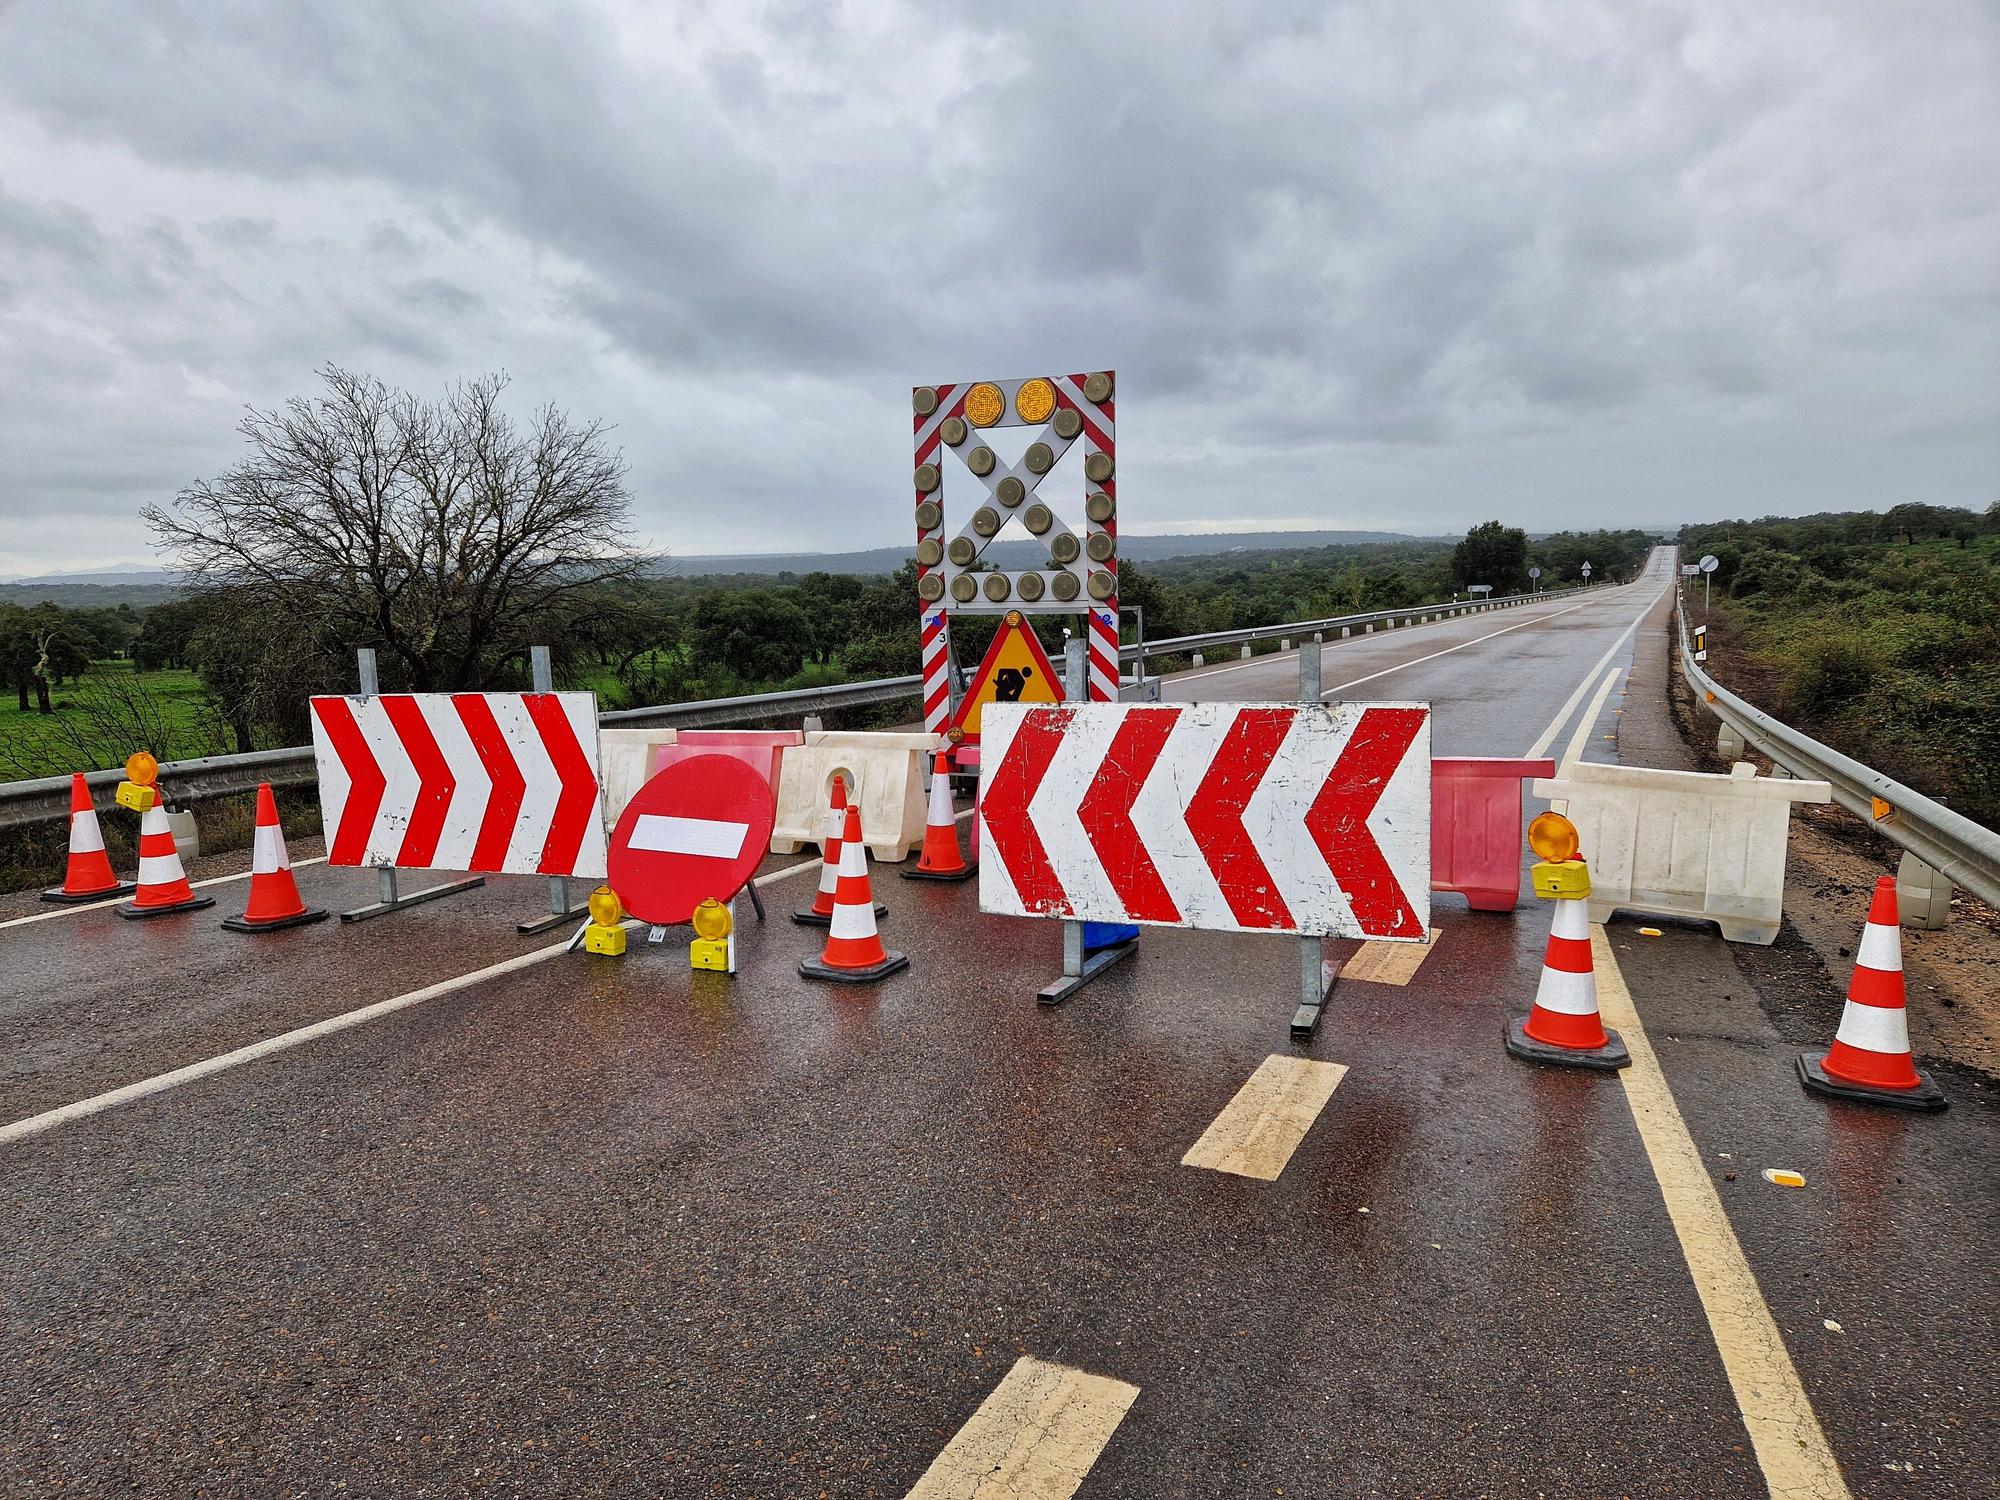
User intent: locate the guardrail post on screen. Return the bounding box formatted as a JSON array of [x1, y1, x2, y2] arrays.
[[1896, 851, 1954, 930], [1192, 652, 1204, 667], [1717, 722, 1747, 761], [1240, 644, 1252, 660]]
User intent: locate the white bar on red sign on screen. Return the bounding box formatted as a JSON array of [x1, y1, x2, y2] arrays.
[[630, 814, 752, 860], [308, 691, 609, 878], [978, 701, 1431, 940]]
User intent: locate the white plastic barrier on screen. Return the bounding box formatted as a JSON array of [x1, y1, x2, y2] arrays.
[[1534, 760, 1831, 944], [598, 728, 679, 828], [771, 731, 940, 863]]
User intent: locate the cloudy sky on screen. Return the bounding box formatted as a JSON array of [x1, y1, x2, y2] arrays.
[[0, 0, 1993, 577]]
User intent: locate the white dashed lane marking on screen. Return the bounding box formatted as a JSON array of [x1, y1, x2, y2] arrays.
[[904, 1356, 1139, 1500], [1180, 1053, 1349, 1181]]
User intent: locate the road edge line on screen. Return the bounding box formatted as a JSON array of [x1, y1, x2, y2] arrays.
[[1591, 924, 1853, 1498], [0, 854, 829, 1146]]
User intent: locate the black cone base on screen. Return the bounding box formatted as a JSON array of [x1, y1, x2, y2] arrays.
[[41, 881, 136, 904], [1505, 1016, 1630, 1071], [221, 907, 331, 934], [1797, 1051, 1946, 1112], [118, 894, 218, 921], [902, 861, 977, 883], [799, 949, 909, 984], [794, 902, 886, 927]]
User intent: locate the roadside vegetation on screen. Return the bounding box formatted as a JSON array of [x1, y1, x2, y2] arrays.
[[1678, 504, 2000, 825]]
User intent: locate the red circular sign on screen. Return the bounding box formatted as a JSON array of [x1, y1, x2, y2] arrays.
[[608, 753, 777, 926]]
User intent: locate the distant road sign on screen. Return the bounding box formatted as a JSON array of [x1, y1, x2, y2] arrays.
[[608, 754, 775, 926], [1528, 567, 1541, 580], [1682, 564, 1700, 576], [1469, 584, 1493, 596], [1581, 561, 1593, 576], [1700, 554, 1719, 573]]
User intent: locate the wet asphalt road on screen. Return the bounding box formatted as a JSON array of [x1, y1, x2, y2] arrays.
[[4, 552, 1994, 1497]]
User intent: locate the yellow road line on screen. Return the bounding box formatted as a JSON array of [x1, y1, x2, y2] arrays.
[[905, 1356, 1138, 1499], [1180, 1054, 1348, 1181], [1593, 926, 1852, 1498], [1340, 930, 1442, 986]]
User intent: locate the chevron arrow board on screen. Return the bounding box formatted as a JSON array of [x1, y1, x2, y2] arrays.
[[308, 692, 609, 878], [979, 702, 1431, 940]]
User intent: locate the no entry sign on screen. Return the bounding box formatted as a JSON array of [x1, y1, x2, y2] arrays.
[[608, 754, 776, 926], [979, 701, 1432, 939]]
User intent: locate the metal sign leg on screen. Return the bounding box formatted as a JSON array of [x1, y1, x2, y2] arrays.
[[338, 647, 487, 923], [514, 646, 592, 934], [1289, 639, 1335, 1038]]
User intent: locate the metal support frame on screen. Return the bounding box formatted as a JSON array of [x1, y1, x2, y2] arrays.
[[1289, 640, 1335, 1039], [338, 647, 487, 924], [1037, 633, 1138, 1006], [515, 645, 593, 934]]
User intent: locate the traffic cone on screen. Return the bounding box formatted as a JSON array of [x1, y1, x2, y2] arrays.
[[800, 803, 908, 984], [903, 753, 974, 882], [40, 773, 135, 903], [1505, 886, 1629, 1070], [794, 775, 884, 925], [118, 802, 216, 919], [1798, 876, 1946, 1110], [221, 784, 329, 933]]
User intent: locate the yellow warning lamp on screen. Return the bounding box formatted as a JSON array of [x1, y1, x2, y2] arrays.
[[115, 749, 159, 812], [964, 383, 1005, 428], [1527, 812, 1590, 901], [690, 897, 734, 973], [1014, 378, 1056, 424], [583, 884, 627, 956]]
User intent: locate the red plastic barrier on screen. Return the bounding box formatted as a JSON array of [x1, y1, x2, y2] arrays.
[[954, 744, 983, 858], [1432, 757, 1557, 912], [647, 729, 802, 793]]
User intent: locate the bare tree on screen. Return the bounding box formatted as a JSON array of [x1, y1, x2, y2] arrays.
[[145, 366, 653, 691]]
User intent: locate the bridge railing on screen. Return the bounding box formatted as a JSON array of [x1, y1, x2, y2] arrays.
[[1676, 590, 1999, 910], [0, 583, 1602, 831]]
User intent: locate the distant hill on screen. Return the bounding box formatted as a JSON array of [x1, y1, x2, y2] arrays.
[[0, 581, 186, 608], [0, 565, 181, 587], [668, 529, 1432, 577]]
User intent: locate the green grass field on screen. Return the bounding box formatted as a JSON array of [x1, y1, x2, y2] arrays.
[[0, 661, 222, 781]]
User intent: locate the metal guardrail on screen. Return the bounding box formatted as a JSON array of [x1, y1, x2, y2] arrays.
[[0, 583, 1610, 832], [1676, 592, 2000, 909]]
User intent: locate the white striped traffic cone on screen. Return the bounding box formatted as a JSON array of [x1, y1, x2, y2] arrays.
[[794, 774, 884, 926], [800, 803, 908, 984], [41, 773, 135, 903], [119, 802, 216, 919], [1798, 876, 1946, 1110], [1505, 886, 1629, 1070], [221, 784, 329, 933], [903, 752, 974, 882]]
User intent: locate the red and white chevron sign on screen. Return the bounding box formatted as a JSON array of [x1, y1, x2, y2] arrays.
[[308, 692, 609, 878], [979, 702, 1432, 939]]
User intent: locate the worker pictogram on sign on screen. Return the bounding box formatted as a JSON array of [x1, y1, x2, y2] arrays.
[[309, 692, 608, 878], [978, 701, 1432, 940], [607, 753, 776, 927], [946, 610, 1061, 741]]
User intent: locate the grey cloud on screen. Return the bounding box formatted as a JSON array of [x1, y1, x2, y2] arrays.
[[0, 0, 1994, 576]]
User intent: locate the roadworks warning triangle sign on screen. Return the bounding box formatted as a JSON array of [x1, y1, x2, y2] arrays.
[[948, 612, 1062, 740]]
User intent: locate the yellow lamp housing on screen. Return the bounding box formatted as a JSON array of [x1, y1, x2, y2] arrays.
[[690, 896, 736, 974], [1531, 859, 1592, 902], [114, 781, 157, 813], [584, 922, 628, 956]]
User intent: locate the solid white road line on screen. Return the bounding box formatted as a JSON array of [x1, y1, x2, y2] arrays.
[[1319, 596, 1605, 698], [0, 856, 333, 931], [1180, 1054, 1349, 1181], [1556, 667, 1625, 776], [904, 1355, 1139, 1500], [0, 852, 832, 1146], [1592, 927, 1852, 1498]]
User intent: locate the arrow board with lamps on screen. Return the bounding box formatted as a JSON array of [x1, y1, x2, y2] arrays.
[[946, 610, 1062, 742]]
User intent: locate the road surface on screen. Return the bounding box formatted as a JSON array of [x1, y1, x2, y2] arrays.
[[3, 549, 1993, 1498]]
